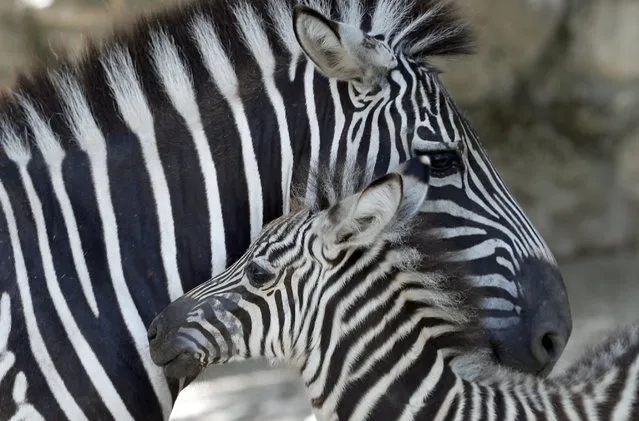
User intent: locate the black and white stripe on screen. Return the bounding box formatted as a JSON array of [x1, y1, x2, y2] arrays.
[[0, 0, 568, 419], [149, 157, 639, 421]]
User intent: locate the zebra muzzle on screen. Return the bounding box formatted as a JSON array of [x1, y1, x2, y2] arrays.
[[148, 299, 212, 379]]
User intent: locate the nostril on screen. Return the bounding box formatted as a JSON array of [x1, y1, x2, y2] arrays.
[[148, 318, 162, 342], [148, 325, 157, 341], [532, 330, 564, 372], [541, 333, 557, 356]]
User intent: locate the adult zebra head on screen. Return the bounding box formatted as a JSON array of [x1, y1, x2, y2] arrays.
[[286, 2, 570, 374]]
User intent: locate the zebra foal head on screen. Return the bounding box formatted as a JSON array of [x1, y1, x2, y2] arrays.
[[148, 156, 482, 380], [287, 1, 570, 374]]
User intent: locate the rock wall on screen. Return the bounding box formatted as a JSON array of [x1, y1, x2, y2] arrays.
[[1, 0, 637, 260]]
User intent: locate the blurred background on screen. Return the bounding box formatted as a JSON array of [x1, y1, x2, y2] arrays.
[[1, 0, 638, 419]]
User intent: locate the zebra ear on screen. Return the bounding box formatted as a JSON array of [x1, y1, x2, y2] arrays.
[[327, 173, 403, 247], [393, 156, 432, 218], [292, 5, 397, 87]]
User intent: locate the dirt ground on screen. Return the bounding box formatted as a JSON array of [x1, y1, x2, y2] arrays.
[[169, 249, 639, 421]]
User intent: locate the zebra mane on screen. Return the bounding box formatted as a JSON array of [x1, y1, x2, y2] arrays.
[[62, 0, 472, 65], [291, 160, 491, 356], [0, 0, 472, 157], [0, 0, 473, 135]]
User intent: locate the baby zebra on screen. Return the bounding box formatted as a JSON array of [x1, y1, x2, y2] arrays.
[[148, 157, 639, 420]]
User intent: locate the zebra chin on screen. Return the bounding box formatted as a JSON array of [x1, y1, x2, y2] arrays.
[[154, 343, 206, 380]]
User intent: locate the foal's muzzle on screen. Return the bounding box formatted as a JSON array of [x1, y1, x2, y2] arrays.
[[147, 297, 207, 379]]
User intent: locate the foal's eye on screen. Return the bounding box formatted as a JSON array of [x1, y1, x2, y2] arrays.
[[245, 260, 275, 287]]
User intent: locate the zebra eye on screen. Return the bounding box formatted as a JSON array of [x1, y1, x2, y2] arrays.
[[245, 261, 275, 287], [429, 151, 463, 176]]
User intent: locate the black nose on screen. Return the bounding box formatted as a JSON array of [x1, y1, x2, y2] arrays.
[[490, 312, 570, 375], [524, 292, 570, 374], [147, 298, 198, 365], [147, 310, 205, 379], [147, 313, 174, 365], [490, 257, 572, 375], [148, 297, 198, 345]]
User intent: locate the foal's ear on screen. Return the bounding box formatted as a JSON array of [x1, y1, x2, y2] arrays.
[[392, 155, 432, 218], [327, 173, 403, 247], [292, 5, 397, 87]]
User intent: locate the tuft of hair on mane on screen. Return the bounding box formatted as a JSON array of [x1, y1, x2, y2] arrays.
[[389, 0, 475, 58], [291, 159, 491, 357], [291, 157, 373, 213]]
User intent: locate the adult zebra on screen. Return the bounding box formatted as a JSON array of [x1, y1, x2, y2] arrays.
[[0, 0, 569, 419], [149, 157, 639, 421]]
